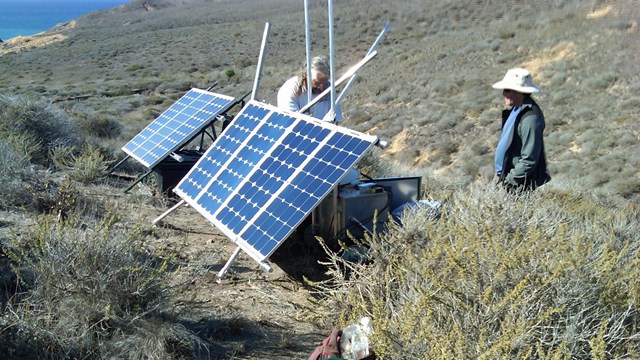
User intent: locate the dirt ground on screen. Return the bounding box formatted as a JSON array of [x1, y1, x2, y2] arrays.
[[118, 181, 331, 359]]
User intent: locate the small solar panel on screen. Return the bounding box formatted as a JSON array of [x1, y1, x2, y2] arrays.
[[174, 100, 378, 265], [122, 88, 235, 168]]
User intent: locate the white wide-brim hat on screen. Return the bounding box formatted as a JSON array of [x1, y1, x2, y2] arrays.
[[492, 67, 540, 93]]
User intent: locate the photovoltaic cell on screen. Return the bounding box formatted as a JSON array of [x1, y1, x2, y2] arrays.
[[122, 88, 235, 168], [173, 100, 378, 265]]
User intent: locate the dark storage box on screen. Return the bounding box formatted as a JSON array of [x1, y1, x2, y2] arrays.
[[152, 150, 202, 195]]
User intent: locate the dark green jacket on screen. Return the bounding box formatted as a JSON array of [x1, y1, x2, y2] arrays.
[[498, 97, 551, 189]]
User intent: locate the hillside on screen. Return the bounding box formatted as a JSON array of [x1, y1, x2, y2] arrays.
[[1, 0, 638, 200], [0, 0, 639, 358]]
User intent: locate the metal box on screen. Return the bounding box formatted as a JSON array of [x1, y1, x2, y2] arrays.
[[312, 176, 421, 242], [314, 188, 390, 242], [152, 150, 202, 195]]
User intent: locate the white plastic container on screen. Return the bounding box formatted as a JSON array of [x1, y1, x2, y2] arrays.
[[339, 317, 372, 360]]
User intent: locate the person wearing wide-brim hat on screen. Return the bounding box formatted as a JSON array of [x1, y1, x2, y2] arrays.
[[492, 68, 551, 190]]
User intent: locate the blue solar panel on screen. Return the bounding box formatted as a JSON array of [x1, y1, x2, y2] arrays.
[[122, 88, 235, 168], [174, 100, 378, 265]]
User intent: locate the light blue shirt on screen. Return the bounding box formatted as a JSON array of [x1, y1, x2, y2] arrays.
[[495, 106, 521, 175]]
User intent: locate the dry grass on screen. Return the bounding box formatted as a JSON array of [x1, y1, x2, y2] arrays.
[[312, 185, 640, 358], [0, 212, 209, 359]]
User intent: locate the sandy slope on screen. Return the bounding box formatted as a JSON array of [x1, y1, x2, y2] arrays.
[[0, 21, 75, 55]]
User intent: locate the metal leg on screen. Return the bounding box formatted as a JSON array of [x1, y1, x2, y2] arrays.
[[216, 247, 272, 283], [106, 155, 130, 175], [332, 187, 339, 238], [216, 246, 242, 283], [124, 169, 153, 193], [152, 199, 185, 225]]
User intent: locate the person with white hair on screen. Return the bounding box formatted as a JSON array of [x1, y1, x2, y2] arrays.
[[277, 55, 342, 122], [492, 67, 551, 190]]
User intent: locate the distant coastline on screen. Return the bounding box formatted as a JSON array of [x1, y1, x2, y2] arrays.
[[0, 0, 129, 41]]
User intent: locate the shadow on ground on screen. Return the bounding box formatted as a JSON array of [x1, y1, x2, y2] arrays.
[[180, 315, 322, 359]]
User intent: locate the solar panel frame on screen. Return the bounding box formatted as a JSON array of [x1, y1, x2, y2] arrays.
[[173, 100, 378, 266], [122, 88, 235, 169]]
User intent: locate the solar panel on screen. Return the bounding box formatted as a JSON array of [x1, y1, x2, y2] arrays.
[[173, 100, 378, 266], [122, 88, 235, 168]]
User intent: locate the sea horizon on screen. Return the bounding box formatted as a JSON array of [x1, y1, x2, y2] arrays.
[[0, 0, 130, 40]]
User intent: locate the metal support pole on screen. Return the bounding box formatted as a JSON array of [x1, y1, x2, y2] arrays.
[[216, 246, 242, 282], [210, 122, 218, 141], [251, 22, 270, 101], [152, 199, 186, 225], [205, 81, 219, 91], [124, 169, 153, 193], [304, 0, 312, 103], [327, 0, 336, 117], [336, 21, 390, 104], [331, 186, 339, 238], [106, 155, 130, 175]]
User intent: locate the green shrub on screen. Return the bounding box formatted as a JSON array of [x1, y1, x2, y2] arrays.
[[105, 88, 135, 97], [77, 113, 123, 139], [0, 214, 205, 359], [126, 64, 144, 72], [0, 135, 33, 173], [51, 144, 110, 184], [313, 185, 640, 358], [0, 138, 42, 210], [144, 94, 166, 106], [0, 137, 82, 213], [224, 68, 236, 79], [585, 71, 618, 90], [618, 97, 640, 110], [0, 94, 81, 166], [155, 79, 193, 94]]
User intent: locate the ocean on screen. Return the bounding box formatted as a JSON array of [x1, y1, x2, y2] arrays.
[[0, 0, 129, 40]]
